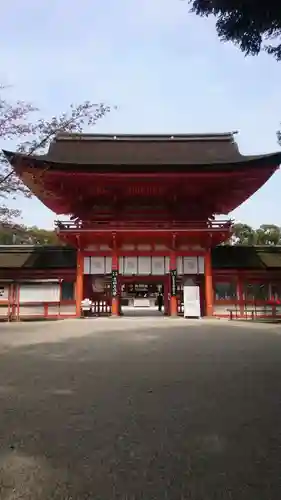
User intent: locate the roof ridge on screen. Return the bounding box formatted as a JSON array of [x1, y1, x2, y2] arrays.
[[55, 132, 238, 142]]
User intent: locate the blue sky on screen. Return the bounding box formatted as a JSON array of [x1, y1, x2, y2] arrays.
[[1, 0, 281, 229]]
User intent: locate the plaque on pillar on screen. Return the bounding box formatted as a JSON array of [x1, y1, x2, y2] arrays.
[[111, 270, 118, 297], [170, 270, 177, 296]]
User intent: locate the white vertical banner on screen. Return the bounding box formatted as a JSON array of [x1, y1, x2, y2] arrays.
[[84, 257, 90, 275], [198, 256, 205, 274], [119, 257, 124, 274], [176, 256, 183, 275], [105, 257, 112, 274], [183, 257, 198, 274]]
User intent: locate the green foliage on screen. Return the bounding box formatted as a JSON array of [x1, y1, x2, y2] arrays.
[[0, 223, 61, 245], [189, 0, 281, 60], [231, 223, 281, 245], [0, 221, 280, 247]]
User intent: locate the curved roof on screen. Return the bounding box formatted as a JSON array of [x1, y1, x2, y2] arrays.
[[3, 132, 281, 216], [3, 131, 281, 169]]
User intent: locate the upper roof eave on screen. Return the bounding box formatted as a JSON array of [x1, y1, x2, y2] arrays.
[[3, 149, 281, 170]]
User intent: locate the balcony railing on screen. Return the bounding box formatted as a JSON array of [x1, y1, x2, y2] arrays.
[[55, 219, 233, 232]]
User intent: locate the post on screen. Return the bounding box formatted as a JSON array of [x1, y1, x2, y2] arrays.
[[205, 248, 213, 317], [111, 252, 119, 316], [76, 248, 84, 317], [170, 251, 178, 316], [237, 275, 244, 318]]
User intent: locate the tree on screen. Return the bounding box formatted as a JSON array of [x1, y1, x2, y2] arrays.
[[256, 224, 281, 245], [189, 0, 281, 60], [229, 223, 281, 245], [231, 223, 257, 245], [0, 223, 60, 245], [0, 85, 111, 224]]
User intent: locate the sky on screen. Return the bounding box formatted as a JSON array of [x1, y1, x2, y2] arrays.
[[1, 0, 281, 229]]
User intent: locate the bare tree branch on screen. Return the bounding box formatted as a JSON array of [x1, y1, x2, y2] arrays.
[[0, 85, 112, 223]]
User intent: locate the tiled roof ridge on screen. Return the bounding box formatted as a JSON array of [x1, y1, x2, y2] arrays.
[[54, 132, 238, 142]]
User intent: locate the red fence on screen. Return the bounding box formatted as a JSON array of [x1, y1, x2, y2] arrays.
[[0, 301, 76, 321]]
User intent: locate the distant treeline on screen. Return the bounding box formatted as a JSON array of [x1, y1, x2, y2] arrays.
[[0, 223, 61, 245], [0, 222, 280, 247]]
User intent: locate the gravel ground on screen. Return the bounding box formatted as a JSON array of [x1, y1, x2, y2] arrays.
[[0, 318, 281, 499]]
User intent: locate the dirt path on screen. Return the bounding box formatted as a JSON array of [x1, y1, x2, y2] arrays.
[[0, 320, 281, 498]]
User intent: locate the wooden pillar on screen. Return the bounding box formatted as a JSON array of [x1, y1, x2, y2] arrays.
[[205, 249, 213, 317], [164, 275, 169, 315], [237, 275, 244, 317], [170, 251, 178, 317], [76, 248, 84, 317], [111, 252, 119, 316]]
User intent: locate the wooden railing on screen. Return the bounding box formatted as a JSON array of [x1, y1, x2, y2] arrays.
[[0, 301, 76, 321], [55, 219, 233, 232]]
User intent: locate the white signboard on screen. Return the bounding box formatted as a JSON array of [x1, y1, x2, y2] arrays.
[[183, 285, 201, 318], [19, 283, 60, 303], [134, 298, 150, 307]]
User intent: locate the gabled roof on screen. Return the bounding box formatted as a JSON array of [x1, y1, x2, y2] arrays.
[[211, 246, 264, 269], [0, 246, 75, 269], [254, 248, 281, 269], [212, 245, 281, 270]]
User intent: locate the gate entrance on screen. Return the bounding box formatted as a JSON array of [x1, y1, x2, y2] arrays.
[[120, 275, 168, 317]]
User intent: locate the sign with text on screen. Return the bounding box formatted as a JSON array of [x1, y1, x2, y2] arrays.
[[111, 270, 118, 297], [170, 270, 177, 297]]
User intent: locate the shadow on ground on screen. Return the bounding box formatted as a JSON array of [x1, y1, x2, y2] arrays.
[[1, 322, 281, 499]]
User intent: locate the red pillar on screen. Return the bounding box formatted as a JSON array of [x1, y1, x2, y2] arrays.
[[170, 251, 178, 316], [205, 249, 213, 317], [111, 252, 119, 316], [76, 248, 84, 317]]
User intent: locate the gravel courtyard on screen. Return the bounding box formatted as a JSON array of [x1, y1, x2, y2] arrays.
[[0, 318, 281, 499]]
